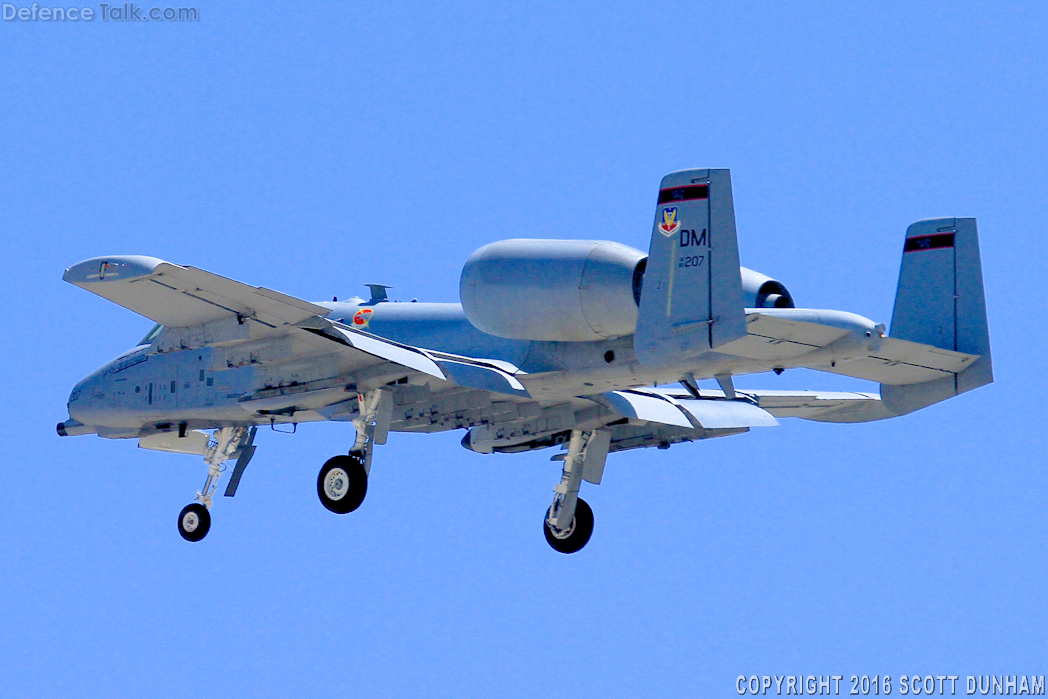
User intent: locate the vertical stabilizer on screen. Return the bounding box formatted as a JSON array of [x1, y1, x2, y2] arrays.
[[633, 169, 746, 367], [881, 217, 993, 414]]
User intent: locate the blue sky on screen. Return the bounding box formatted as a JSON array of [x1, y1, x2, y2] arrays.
[[1, 2, 1046, 696]]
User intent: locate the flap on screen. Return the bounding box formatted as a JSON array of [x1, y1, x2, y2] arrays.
[[645, 387, 891, 424], [602, 390, 693, 427], [64, 255, 329, 328], [431, 353, 530, 397], [300, 320, 535, 398], [322, 324, 446, 380], [676, 399, 778, 428]]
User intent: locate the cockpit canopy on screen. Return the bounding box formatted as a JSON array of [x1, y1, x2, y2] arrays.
[[139, 323, 163, 346]]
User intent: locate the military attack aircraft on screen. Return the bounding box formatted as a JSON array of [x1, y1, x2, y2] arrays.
[[58, 169, 992, 553]]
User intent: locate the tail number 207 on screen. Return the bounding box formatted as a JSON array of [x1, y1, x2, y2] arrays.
[[678, 255, 704, 269]]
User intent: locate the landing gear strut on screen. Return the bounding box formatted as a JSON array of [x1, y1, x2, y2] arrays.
[[316, 389, 391, 515], [543, 428, 610, 554], [176, 426, 254, 542]]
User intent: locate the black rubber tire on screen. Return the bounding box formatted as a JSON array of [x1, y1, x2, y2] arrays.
[[177, 503, 211, 542], [317, 452, 368, 514], [543, 497, 594, 554]]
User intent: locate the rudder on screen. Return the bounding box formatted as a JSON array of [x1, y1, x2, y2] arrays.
[[633, 169, 746, 367]]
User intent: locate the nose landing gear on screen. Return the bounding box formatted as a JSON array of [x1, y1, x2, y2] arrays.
[[177, 503, 211, 542], [176, 426, 254, 542]]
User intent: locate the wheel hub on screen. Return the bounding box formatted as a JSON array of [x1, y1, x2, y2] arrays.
[[182, 511, 199, 532], [324, 468, 350, 501]]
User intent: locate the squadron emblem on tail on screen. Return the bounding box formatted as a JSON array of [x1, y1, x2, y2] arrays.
[[658, 207, 681, 237]]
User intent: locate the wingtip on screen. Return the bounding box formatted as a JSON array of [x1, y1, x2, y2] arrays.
[[63, 256, 167, 285]]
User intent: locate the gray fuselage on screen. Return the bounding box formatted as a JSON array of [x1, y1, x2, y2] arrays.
[[66, 300, 880, 436]]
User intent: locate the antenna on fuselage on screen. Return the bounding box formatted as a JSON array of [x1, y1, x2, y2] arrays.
[[364, 284, 391, 304]]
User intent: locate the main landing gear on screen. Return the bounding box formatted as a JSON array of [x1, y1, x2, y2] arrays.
[[177, 426, 256, 542], [543, 428, 610, 554], [317, 452, 367, 514], [316, 389, 391, 516], [544, 498, 594, 554]]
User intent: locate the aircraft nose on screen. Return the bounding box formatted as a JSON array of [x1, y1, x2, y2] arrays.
[[66, 376, 90, 423], [60, 374, 99, 436], [65, 363, 109, 424]]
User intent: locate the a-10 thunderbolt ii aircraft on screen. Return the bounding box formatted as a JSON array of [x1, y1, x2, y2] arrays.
[[58, 169, 992, 553]]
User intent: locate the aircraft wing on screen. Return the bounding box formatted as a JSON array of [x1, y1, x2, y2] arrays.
[[581, 389, 897, 456], [296, 331, 781, 443], [63, 256, 330, 328], [647, 387, 892, 424]]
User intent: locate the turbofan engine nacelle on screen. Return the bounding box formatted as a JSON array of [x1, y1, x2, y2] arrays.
[[460, 239, 647, 342], [741, 267, 795, 309]]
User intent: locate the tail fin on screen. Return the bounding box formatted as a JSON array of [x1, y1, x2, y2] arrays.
[[881, 217, 993, 414], [633, 169, 746, 367]]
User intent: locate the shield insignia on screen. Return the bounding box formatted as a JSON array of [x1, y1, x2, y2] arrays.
[[658, 207, 681, 237]]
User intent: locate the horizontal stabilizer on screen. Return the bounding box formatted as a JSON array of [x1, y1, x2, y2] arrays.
[[727, 307, 983, 388], [823, 336, 979, 385], [727, 309, 865, 361], [746, 389, 890, 423]]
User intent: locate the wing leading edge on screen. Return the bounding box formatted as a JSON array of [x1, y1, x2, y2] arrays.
[[64, 256, 329, 328]]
